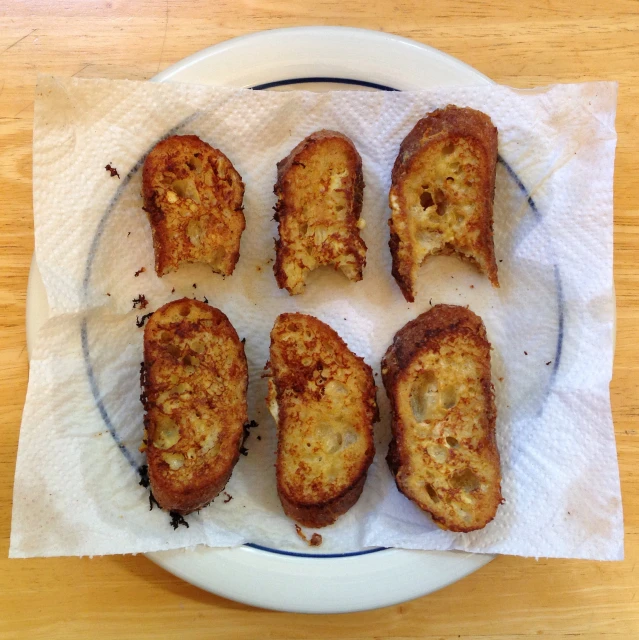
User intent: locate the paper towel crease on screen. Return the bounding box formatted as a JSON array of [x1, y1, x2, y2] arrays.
[[10, 76, 622, 560]]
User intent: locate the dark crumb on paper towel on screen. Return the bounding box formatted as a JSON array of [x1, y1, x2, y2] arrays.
[[203, 296, 209, 304], [132, 294, 148, 310], [223, 492, 233, 504], [136, 313, 152, 328], [241, 338, 246, 344], [134, 267, 146, 277], [106, 292, 111, 296], [546, 361, 552, 366], [105, 164, 120, 179], [138, 464, 150, 488], [192, 283, 197, 289], [524, 351, 528, 355], [127, 231, 131, 237], [295, 524, 323, 547], [257, 435, 261, 441], [240, 420, 259, 456], [169, 511, 189, 530], [171, 287, 175, 294], [149, 492, 160, 511]]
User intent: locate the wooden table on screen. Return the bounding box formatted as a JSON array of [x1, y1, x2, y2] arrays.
[[1, 1, 637, 637]]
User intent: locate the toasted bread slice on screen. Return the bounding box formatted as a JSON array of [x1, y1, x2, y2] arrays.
[[267, 313, 378, 527], [142, 134, 245, 277], [274, 130, 367, 295], [389, 106, 499, 301], [141, 298, 248, 514], [382, 304, 501, 532]]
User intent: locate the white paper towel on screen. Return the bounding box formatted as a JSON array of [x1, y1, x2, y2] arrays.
[[10, 76, 622, 560]]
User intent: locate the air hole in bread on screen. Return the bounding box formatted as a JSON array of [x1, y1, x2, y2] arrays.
[[166, 344, 181, 358], [445, 436, 459, 448], [210, 246, 227, 268], [441, 386, 458, 409], [299, 222, 308, 235], [191, 341, 205, 354], [420, 190, 435, 209], [442, 142, 455, 155], [171, 178, 200, 204], [426, 483, 440, 502], [410, 370, 438, 422], [427, 444, 448, 464], [449, 161, 461, 173], [160, 331, 172, 344], [446, 176, 454, 183], [179, 304, 191, 317], [451, 468, 480, 492], [435, 189, 448, 216], [186, 156, 203, 172]]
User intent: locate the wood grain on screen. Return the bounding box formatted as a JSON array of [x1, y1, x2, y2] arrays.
[[1, 1, 638, 638]]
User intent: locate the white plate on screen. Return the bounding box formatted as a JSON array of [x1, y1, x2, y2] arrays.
[[26, 26, 494, 613]]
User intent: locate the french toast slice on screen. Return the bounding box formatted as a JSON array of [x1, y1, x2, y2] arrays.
[[267, 313, 378, 527], [141, 298, 248, 515], [389, 106, 499, 302], [382, 304, 502, 532], [142, 134, 245, 277], [273, 130, 367, 295]]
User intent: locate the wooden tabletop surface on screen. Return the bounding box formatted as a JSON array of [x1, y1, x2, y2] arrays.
[[1, 1, 638, 638]]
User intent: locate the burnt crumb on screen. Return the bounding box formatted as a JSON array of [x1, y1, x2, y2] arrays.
[[546, 361, 552, 366], [524, 351, 528, 355], [223, 492, 233, 504], [498, 376, 504, 382], [193, 283, 197, 289], [105, 164, 120, 179], [241, 337, 246, 344], [240, 419, 259, 456], [429, 298, 433, 306], [169, 511, 190, 530], [171, 287, 175, 294], [149, 492, 160, 511], [257, 435, 261, 441], [138, 464, 150, 488], [294, 524, 322, 547], [203, 296, 209, 304], [132, 294, 148, 310], [134, 267, 146, 277], [310, 533, 323, 547], [106, 292, 111, 296], [256, 266, 262, 272], [499, 259, 503, 263], [470, 285, 474, 289], [136, 312, 153, 328], [127, 231, 131, 237], [292, 161, 306, 169]]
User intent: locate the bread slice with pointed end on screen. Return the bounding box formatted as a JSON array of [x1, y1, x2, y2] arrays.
[[273, 130, 367, 295], [142, 134, 245, 277], [382, 304, 502, 532], [389, 106, 499, 302], [141, 298, 248, 514], [267, 313, 378, 527]]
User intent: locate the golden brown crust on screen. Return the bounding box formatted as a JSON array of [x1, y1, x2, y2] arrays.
[[382, 304, 502, 532], [142, 298, 248, 514], [268, 313, 378, 528], [273, 130, 366, 295], [142, 135, 245, 277], [389, 106, 499, 302]]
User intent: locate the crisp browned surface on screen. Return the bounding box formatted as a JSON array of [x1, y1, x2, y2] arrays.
[[274, 130, 366, 294], [389, 105, 498, 301], [383, 304, 501, 531], [143, 298, 248, 514], [142, 134, 245, 277], [268, 313, 377, 527], [2, 1, 639, 637]]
